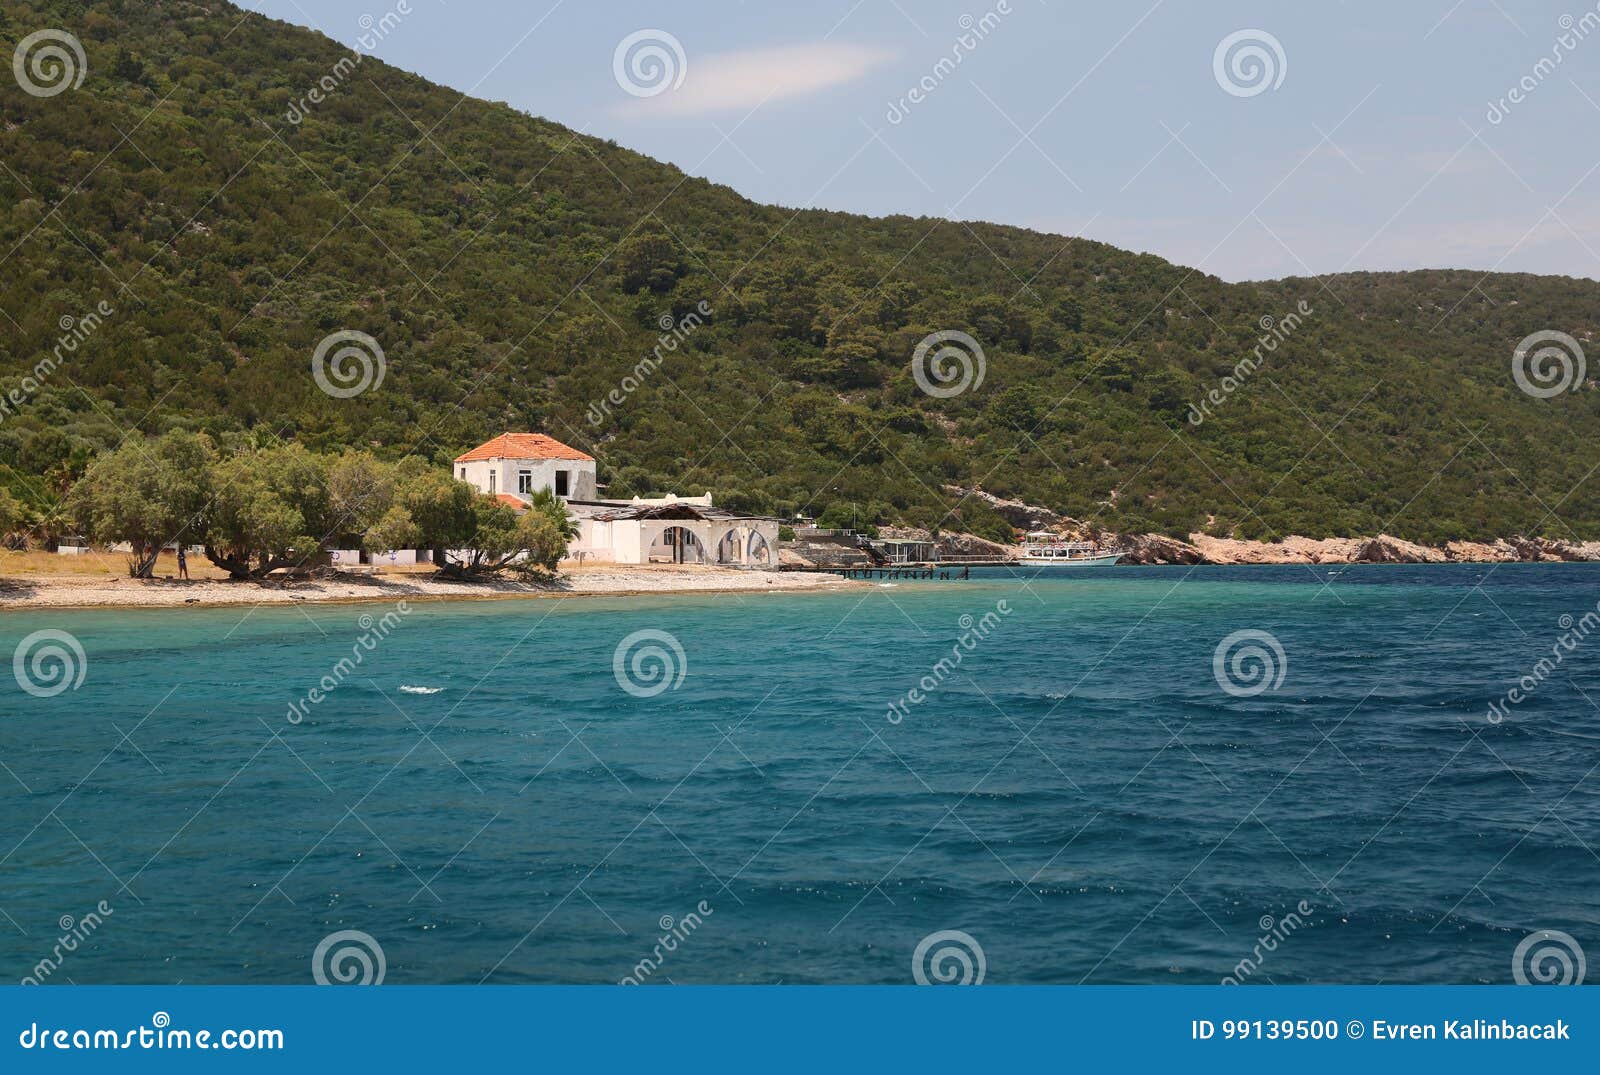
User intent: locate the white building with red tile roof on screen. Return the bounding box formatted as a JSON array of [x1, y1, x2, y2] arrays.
[[453, 432, 598, 503], [452, 432, 779, 567]]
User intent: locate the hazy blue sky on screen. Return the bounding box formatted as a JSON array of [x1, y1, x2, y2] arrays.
[[252, 0, 1600, 282]]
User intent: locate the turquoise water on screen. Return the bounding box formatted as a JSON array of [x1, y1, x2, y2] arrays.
[[1, 565, 1597, 984]]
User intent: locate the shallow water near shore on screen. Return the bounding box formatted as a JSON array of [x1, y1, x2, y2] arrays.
[[2, 564, 1598, 984]]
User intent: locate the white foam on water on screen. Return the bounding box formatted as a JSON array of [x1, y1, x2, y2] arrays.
[[399, 685, 444, 694]]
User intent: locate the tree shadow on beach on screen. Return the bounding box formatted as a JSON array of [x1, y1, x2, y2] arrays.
[[0, 578, 41, 602]]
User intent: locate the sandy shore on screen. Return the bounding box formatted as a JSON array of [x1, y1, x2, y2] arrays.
[[0, 564, 861, 611]]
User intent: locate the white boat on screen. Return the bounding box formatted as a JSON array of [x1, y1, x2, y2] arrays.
[[1018, 531, 1125, 566]]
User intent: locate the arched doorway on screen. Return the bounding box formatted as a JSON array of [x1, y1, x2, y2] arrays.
[[716, 528, 744, 564], [746, 530, 772, 566], [648, 526, 705, 564]]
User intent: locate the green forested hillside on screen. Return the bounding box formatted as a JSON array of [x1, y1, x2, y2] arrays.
[[3, 0, 1599, 544]]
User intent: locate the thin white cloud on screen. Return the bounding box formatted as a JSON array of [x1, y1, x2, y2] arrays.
[[616, 41, 894, 118]]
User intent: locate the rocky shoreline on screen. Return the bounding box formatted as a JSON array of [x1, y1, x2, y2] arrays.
[[1116, 533, 1600, 565], [938, 486, 1600, 566]]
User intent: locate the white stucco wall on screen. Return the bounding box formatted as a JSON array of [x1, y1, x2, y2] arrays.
[[456, 456, 597, 501]]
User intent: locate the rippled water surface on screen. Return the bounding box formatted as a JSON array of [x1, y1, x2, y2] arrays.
[[2, 564, 1598, 983]]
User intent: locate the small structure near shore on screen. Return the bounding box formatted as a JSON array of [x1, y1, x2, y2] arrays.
[[453, 432, 779, 567]]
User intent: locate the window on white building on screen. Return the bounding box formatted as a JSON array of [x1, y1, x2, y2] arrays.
[[488, 472, 496, 494], [555, 470, 569, 497], [458, 467, 466, 479], [518, 471, 533, 494]]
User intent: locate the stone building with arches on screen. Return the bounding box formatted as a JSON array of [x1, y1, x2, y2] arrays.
[[453, 432, 779, 567], [567, 499, 779, 567]]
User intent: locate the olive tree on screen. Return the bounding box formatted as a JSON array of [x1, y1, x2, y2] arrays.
[[205, 443, 333, 578], [328, 451, 398, 540], [393, 469, 478, 571], [371, 473, 578, 579], [68, 432, 213, 577]]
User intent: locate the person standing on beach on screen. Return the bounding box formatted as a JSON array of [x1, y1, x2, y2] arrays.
[[176, 544, 189, 580]]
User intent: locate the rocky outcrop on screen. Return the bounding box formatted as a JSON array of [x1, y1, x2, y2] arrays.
[[1440, 537, 1600, 563], [1444, 540, 1520, 562], [1354, 534, 1449, 564], [878, 526, 933, 541], [943, 485, 1070, 532], [1187, 534, 1371, 564], [791, 518, 1600, 568], [1532, 539, 1600, 561], [1136, 533, 1600, 565], [935, 532, 1014, 558], [1117, 534, 1205, 565]]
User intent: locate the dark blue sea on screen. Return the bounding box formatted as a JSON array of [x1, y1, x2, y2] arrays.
[[2, 564, 1597, 984]]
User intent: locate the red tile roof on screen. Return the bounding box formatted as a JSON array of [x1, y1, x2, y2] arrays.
[[494, 493, 528, 509], [455, 432, 594, 463]]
